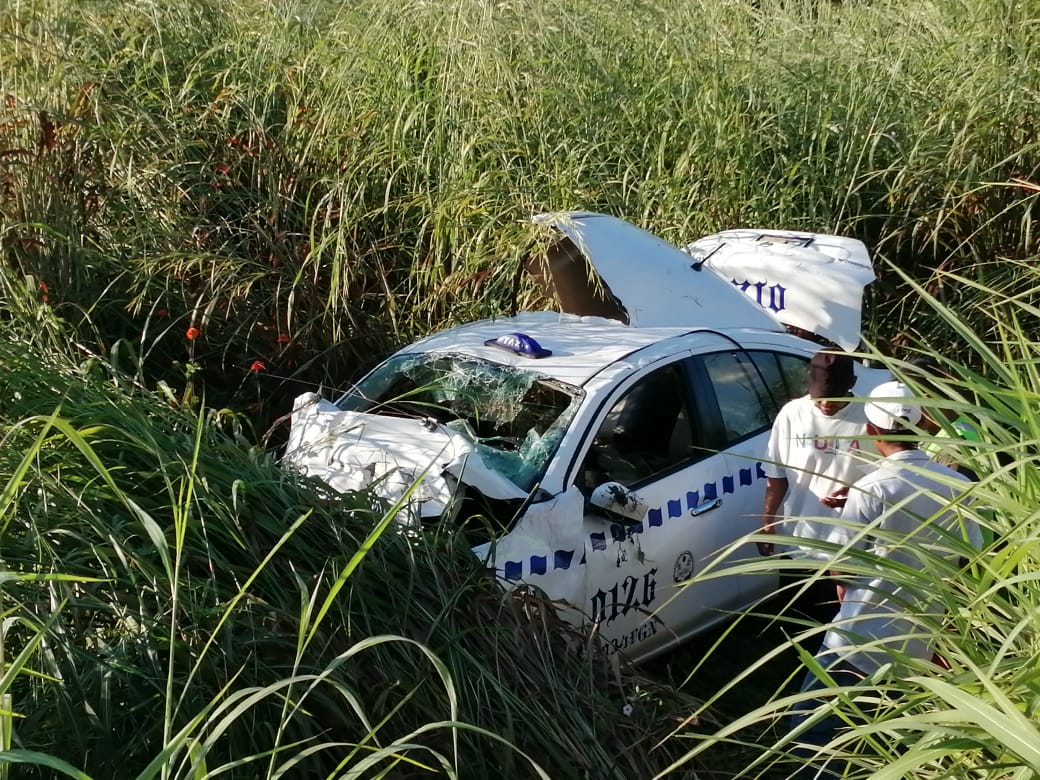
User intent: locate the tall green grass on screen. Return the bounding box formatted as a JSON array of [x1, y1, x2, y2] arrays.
[[0, 324, 704, 778], [4, 0, 1040, 775], [658, 258, 1040, 779], [2, 0, 1038, 419]]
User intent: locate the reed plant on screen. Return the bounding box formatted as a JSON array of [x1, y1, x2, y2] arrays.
[[656, 258, 1040, 779], [2, 0, 1038, 421]]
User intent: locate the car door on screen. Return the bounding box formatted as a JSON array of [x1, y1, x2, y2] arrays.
[[691, 349, 810, 605], [575, 355, 746, 659]]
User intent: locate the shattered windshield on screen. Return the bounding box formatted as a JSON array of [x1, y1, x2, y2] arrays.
[[336, 353, 582, 492]]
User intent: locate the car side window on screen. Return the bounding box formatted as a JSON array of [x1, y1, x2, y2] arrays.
[[580, 363, 698, 491], [701, 352, 774, 444], [777, 353, 809, 400], [746, 351, 810, 413]]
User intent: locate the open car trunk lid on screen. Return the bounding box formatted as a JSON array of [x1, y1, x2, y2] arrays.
[[527, 212, 786, 334], [684, 229, 874, 351]]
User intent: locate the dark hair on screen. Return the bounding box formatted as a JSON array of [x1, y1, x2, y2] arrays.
[[808, 351, 856, 399]]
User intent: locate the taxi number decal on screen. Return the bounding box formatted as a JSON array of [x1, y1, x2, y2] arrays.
[[590, 568, 658, 625], [607, 620, 659, 655]]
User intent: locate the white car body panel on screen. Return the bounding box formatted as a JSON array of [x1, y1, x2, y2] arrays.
[[532, 212, 787, 334], [570, 337, 765, 657], [285, 392, 531, 518], [283, 213, 888, 663], [684, 229, 875, 351], [404, 311, 691, 387]]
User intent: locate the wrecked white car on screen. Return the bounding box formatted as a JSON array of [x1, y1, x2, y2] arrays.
[[284, 213, 885, 662]]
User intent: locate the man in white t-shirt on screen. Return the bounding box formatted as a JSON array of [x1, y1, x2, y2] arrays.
[[758, 351, 870, 560], [788, 381, 982, 779]]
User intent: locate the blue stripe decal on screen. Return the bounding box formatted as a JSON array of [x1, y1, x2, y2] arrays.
[[494, 461, 770, 579], [554, 549, 575, 570]]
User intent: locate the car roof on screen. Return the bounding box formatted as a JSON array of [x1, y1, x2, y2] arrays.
[[400, 311, 696, 387]]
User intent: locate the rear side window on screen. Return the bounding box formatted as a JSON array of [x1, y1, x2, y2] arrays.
[[746, 351, 810, 412], [698, 350, 809, 446], [701, 352, 775, 443]]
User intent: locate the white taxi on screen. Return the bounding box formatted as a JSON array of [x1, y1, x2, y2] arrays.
[[284, 213, 885, 661]]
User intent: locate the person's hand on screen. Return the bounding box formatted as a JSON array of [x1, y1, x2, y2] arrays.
[[820, 486, 849, 509], [757, 522, 775, 557]]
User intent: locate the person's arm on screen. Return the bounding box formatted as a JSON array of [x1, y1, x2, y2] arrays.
[[832, 570, 848, 603], [757, 476, 788, 556], [825, 483, 874, 601]]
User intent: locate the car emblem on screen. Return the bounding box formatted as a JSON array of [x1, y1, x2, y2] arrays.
[[673, 550, 695, 583]]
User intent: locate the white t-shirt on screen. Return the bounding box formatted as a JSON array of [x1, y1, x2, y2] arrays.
[[763, 395, 871, 555], [821, 449, 981, 676]]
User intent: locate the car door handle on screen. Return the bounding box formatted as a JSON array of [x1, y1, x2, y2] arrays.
[[689, 498, 722, 516]]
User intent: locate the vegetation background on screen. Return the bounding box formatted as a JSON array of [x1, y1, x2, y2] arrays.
[[1, 0, 1038, 777]]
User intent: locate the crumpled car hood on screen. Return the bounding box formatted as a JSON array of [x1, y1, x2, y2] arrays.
[[283, 393, 528, 517]]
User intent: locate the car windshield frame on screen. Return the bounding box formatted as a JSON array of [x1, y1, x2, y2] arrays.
[[335, 352, 583, 492]]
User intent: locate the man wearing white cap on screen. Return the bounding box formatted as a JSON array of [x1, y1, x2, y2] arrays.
[[788, 381, 983, 779]]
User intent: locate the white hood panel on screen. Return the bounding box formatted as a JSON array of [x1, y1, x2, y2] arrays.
[[531, 212, 786, 334], [283, 393, 527, 518], [284, 393, 467, 516]]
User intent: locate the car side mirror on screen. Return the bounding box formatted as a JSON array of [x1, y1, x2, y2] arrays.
[[588, 481, 649, 524]]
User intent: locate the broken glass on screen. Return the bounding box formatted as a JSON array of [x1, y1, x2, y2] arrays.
[[336, 353, 582, 491]]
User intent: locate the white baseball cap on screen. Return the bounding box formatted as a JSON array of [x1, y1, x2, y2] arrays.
[[865, 381, 922, 429]]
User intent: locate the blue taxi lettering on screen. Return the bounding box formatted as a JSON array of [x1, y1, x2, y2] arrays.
[[732, 278, 787, 313]]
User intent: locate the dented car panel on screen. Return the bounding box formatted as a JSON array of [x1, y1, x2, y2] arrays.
[[284, 212, 886, 662], [285, 392, 488, 517]]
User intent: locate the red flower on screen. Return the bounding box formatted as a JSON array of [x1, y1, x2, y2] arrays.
[[276, 333, 290, 344], [39, 280, 49, 294], [249, 360, 265, 372], [186, 327, 201, 340], [156, 309, 169, 318]]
